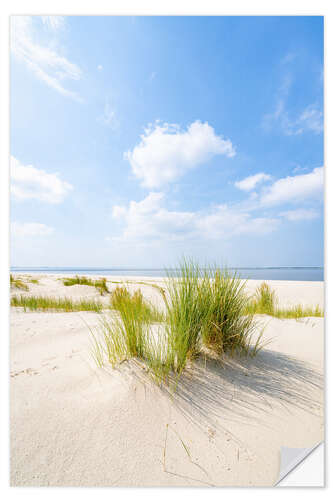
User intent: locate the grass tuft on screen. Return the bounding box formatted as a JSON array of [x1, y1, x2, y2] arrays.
[[245, 282, 276, 315], [94, 278, 109, 295], [110, 286, 164, 323], [90, 306, 167, 375], [164, 260, 210, 373], [245, 282, 323, 319], [11, 294, 103, 312], [164, 261, 262, 374], [201, 268, 260, 357], [62, 275, 109, 295], [10, 274, 29, 291], [273, 304, 323, 319], [91, 259, 264, 386]]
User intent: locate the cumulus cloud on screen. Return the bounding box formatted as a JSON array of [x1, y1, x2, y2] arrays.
[[11, 16, 82, 100], [260, 167, 323, 206], [11, 156, 73, 204], [111, 192, 279, 244], [11, 221, 54, 237], [109, 161, 324, 248], [196, 206, 279, 239], [279, 208, 320, 221], [125, 121, 235, 188], [235, 173, 271, 191], [112, 192, 195, 241]]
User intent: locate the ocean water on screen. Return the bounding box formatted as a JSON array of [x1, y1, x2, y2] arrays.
[[10, 267, 324, 281]]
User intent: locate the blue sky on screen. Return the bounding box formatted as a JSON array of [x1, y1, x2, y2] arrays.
[[10, 15, 324, 267]]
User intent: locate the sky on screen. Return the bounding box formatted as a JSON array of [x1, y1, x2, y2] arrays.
[[10, 15, 324, 268]]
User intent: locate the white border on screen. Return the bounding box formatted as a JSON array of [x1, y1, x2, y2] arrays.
[[1, 1, 331, 498]]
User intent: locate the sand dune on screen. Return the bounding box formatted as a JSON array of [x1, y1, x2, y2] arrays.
[[10, 275, 324, 486]]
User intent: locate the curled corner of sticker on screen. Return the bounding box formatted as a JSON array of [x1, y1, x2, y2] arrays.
[[275, 442, 323, 486]]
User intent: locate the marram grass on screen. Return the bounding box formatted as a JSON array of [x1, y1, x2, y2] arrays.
[[164, 261, 264, 374], [245, 282, 324, 319], [246, 282, 276, 315], [10, 274, 29, 291], [271, 304, 323, 319], [63, 275, 109, 295], [11, 294, 103, 312], [91, 259, 265, 385], [91, 263, 323, 385], [90, 286, 168, 382], [164, 260, 210, 372], [110, 286, 165, 323], [200, 267, 260, 357]]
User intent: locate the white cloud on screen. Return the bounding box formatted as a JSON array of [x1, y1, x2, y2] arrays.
[[11, 16, 82, 100], [260, 167, 323, 206], [263, 101, 323, 136], [272, 104, 323, 136], [279, 208, 320, 221], [11, 222, 54, 237], [112, 192, 194, 241], [296, 105, 323, 135], [41, 16, 65, 31], [197, 206, 279, 239], [97, 64, 103, 71], [125, 120, 236, 188], [111, 192, 279, 244], [292, 165, 309, 174], [98, 100, 118, 128], [11, 156, 73, 204], [235, 173, 271, 191], [262, 71, 323, 136], [112, 192, 165, 220]]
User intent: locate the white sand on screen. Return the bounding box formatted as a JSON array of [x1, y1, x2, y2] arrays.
[[10, 275, 324, 486]]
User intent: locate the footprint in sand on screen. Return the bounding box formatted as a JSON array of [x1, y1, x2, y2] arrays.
[[68, 349, 80, 359], [10, 368, 39, 377]]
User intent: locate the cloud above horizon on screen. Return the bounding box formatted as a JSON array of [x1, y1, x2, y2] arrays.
[[125, 120, 235, 188], [11, 16, 82, 100], [111, 191, 279, 244], [40, 16, 66, 31], [235, 172, 271, 191], [279, 208, 320, 221], [11, 156, 73, 204], [263, 103, 323, 136], [262, 69, 323, 136], [111, 163, 323, 246], [260, 166, 323, 206], [98, 100, 118, 129], [11, 221, 54, 237]]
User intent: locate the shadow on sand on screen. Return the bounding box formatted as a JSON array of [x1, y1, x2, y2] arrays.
[[129, 348, 323, 433]]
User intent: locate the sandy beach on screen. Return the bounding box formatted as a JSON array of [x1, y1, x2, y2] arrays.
[[10, 274, 324, 486]]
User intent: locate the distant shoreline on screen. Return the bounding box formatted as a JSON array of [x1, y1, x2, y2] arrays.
[[10, 267, 324, 282]]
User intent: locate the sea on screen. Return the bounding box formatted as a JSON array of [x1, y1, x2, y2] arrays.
[[10, 267, 324, 281]]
